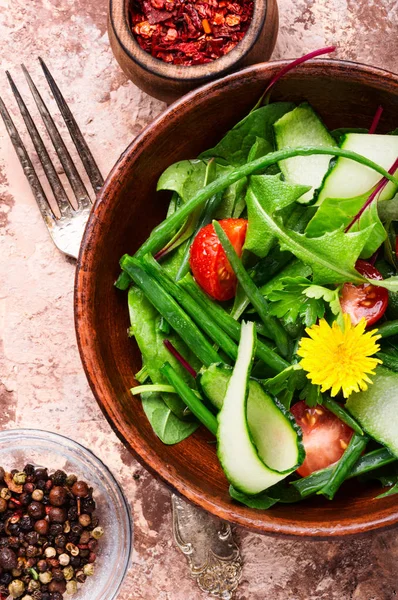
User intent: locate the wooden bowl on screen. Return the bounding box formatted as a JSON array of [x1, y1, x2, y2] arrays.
[[108, 0, 279, 103], [75, 60, 398, 537]]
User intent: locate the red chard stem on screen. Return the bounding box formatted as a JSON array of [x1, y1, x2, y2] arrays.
[[163, 339, 197, 378], [369, 105, 384, 134]]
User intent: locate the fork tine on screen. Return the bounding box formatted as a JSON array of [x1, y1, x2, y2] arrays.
[[21, 64, 92, 211], [39, 57, 104, 194], [6, 71, 73, 220], [0, 95, 57, 227]]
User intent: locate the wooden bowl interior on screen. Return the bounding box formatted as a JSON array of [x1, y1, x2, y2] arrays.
[[75, 61, 398, 536]]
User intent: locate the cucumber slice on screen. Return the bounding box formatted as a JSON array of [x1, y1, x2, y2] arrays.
[[346, 367, 398, 457], [316, 133, 398, 205], [203, 362, 303, 481], [274, 103, 337, 203]]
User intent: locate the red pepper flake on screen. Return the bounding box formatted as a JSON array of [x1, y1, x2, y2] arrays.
[[129, 0, 254, 65], [202, 18, 212, 34]]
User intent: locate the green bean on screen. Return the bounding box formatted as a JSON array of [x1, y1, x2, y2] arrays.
[[323, 397, 363, 435], [161, 362, 218, 435], [292, 448, 396, 498], [376, 352, 398, 372], [377, 320, 398, 338], [213, 220, 290, 357], [180, 274, 289, 373], [318, 434, 369, 500], [175, 192, 224, 282], [114, 270, 132, 290], [121, 256, 222, 367], [134, 146, 398, 260], [141, 254, 239, 361]]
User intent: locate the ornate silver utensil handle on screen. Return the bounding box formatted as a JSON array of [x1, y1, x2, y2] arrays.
[[172, 494, 242, 599]]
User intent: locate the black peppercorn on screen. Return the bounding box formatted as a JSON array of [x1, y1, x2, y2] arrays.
[[0, 571, 12, 584], [28, 502, 46, 520], [67, 507, 77, 522], [25, 531, 39, 545], [19, 516, 34, 531], [49, 524, 63, 537], [54, 535, 66, 548], [51, 471, 67, 487], [34, 468, 48, 481], [51, 592, 64, 600], [0, 467, 5, 481], [81, 497, 96, 514], [48, 579, 66, 594], [48, 508, 67, 524], [51, 568, 64, 582], [23, 464, 35, 476], [19, 492, 32, 506], [69, 556, 80, 568], [0, 547, 17, 570]]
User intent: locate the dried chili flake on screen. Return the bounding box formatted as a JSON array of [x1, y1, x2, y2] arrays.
[[129, 0, 254, 66]]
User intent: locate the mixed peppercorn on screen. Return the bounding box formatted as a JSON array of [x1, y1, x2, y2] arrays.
[[0, 465, 104, 600], [130, 0, 254, 65]]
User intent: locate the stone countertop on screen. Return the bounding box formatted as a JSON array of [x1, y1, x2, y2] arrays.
[[1, 1, 398, 598]]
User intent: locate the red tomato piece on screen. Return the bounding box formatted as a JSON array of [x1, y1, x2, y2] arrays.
[[291, 401, 354, 477], [340, 259, 388, 327], [189, 218, 248, 301]]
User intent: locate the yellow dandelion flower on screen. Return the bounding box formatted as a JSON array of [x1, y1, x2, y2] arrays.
[[297, 314, 382, 398]]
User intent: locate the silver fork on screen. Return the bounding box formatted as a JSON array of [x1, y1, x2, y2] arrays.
[[0, 58, 103, 258], [0, 60, 242, 598]]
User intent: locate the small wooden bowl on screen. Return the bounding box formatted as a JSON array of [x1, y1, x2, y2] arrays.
[[108, 0, 279, 103], [75, 60, 398, 537]]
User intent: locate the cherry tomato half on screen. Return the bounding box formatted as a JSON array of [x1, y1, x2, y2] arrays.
[[291, 401, 354, 477], [340, 259, 388, 327], [189, 218, 248, 301]]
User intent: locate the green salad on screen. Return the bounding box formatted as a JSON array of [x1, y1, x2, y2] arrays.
[[117, 53, 398, 509]]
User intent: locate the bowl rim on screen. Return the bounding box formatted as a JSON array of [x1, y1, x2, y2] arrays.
[[0, 428, 133, 598], [109, 0, 268, 81], [75, 58, 398, 537]]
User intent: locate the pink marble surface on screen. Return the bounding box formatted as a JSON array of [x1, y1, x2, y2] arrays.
[[1, 0, 398, 598]]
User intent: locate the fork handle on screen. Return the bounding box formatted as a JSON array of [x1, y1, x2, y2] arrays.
[[171, 493, 242, 599]]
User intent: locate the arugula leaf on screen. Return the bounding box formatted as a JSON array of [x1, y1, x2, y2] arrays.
[[245, 174, 310, 258], [200, 102, 295, 166], [141, 392, 199, 445], [306, 193, 387, 258], [245, 176, 373, 285]]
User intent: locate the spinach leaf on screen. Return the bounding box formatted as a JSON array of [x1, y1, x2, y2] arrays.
[[156, 160, 208, 257], [128, 286, 201, 419], [229, 485, 279, 509], [377, 482, 398, 498], [141, 392, 199, 445], [378, 193, 398, 223], [244, 174, 310, 257], [306, 193, 387, 258], [200, 102, 295, 166], [229, 479, 301, 508], [157, 159, 207, 201]]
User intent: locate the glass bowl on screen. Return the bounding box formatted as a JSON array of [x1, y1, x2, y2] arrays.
[[0, 429, 132, 600]]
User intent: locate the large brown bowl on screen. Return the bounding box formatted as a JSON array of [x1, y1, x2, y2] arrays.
[[75, 60, 398, 537]]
